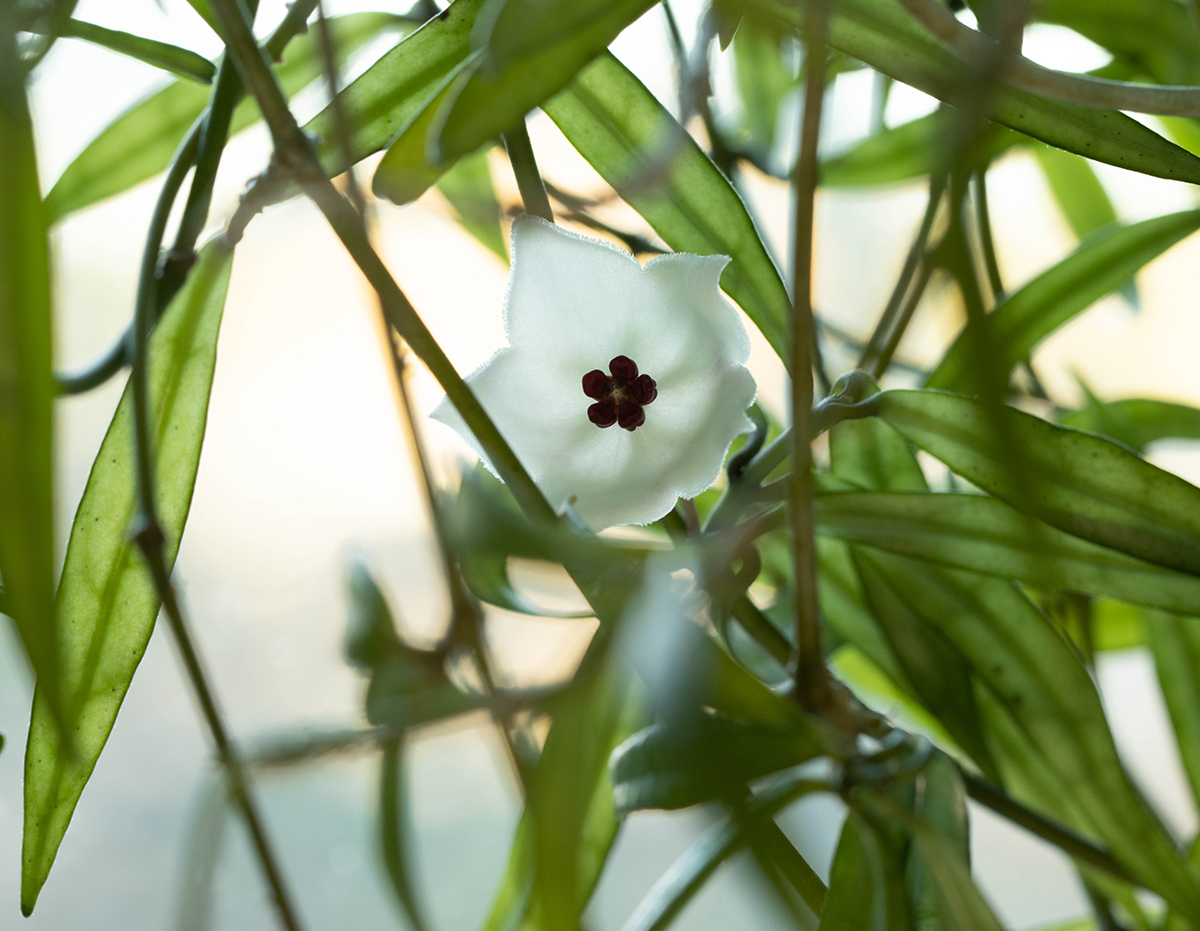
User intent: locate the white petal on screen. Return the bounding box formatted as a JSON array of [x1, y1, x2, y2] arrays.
[[434, 219, 759, 530]]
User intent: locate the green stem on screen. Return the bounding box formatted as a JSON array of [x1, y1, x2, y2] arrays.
[[503, 121, 554, 222], [872, 250, 936, 378], [859, 172, 944, 373], [207, 0, 555, 525], [379, 737, 432, 931], [788, 0, 831, 711], [961, 773, 1136, 885], [973, 167, 1005, 303]]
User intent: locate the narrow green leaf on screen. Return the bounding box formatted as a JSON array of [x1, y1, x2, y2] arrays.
[[1145, 611, 1200, 812], [21, 242, 234, 916], [822, 111, 1020, 188], [309, 0, 485, 178], [819, 817, 878, 931], [431, 0, 658, 161], [828, 416, 928, 493], [0, 41, 59, 723], [1060, 397, 1200, 454], [380, 736, 433, 931], [372, 72, 468, 206], [815, 491, 1200, 615], [856, 551, 1200, 917], [1033, 0, 1200, 87], [182, 0, 222, 35], [738, 0, 1200, 183], [543, 52, 792, 366], [926, 210, 1200, 392], [854, 553, 998, 779], [1032, 143, 1117, 240], [908, 753, 970, 931], [731, 18, 796, 159], [530, 659, 642, 931], [610, 713, 825, 814], [876, 389, 1200, 578], [900, 808, 1003, 931], [60, 20, 216, 83], [437, 148, 508, 262], [46, 13, 399, 221]]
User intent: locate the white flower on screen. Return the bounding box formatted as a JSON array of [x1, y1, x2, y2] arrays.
[[433, 216, 757, 530]]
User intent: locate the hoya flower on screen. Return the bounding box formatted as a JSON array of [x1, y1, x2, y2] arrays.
[[433, 217, 757, 530]]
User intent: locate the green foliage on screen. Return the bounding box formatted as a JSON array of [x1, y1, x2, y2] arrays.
[[21, 243, 233, 915], [59, 19, 216, 83], [0, 28, 59, 729]]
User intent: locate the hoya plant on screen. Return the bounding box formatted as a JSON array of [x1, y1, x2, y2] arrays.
[[6, 0, 1200, 926]]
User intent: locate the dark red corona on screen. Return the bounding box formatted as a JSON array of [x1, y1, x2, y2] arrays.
[[581, 355, 658, 432]]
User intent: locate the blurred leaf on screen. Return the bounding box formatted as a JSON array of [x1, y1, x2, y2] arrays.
[[855, 550, 1200, 916], [731, 17, 795, 159], [610, 712, 827, 814], [1091, 600, 1145, 652], [1032, 0, 1200, 86], [60, 19, 216, 82], [436, 148, 508, 261], [372, 72, 467, 206], [926, 210, 1200, 393], [310, 0, 485, 177], [822, 111, 1020, 188], [1145, 611, 1200, 812], [1061, 397, 1200, 454], [1032, 143, 1117, 239], [620, 772, 826, 931], [737, 0, 1200, 183], [819, 817, 877, 931], [876, 389, 1200, 578], [815, 491, 1200, 615], [452, 467, 595, 617], [182, 0, 221, 34], [46, 13, 398, 220], [544, 52, 792, 366], [22, 242, 233, 916], [0, 37, 59, 728], [344, 560, 405, 669], [430, 0, 657, 162], [829, 416, 928, 493], [528, 658, 643, 931], [380, 737, 433, 931], [854, 554, 998, 779], [908, 753, 970, 931]]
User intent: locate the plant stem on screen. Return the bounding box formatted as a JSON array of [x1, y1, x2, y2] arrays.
[[973, 168, 1005, 303], [872, 251, 936, 378], [207, 0, 555, 525], [126, 99, 304, 931], [961, 773, 1136, 885], [859, 172, 944, 374], [788, 0, 830, 711], [897, 0, 1200, 116], [503, 120, 554, 221]]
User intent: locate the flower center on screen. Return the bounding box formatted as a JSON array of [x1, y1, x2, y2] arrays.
[[581, 355, 658, 432]]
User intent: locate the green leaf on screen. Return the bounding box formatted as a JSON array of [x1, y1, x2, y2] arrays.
[[526, 659, 642, 931], [1145, 611, 1200, 812], [0, 49, 59, 723], [1033, 0, 1200, 87], [46, 13, 398, 221], [854, 553, 998, 779], [855, 550, 1200, 917], [908, 754, 970, 931], [610, 712, 826, 814], [829, 416, 928, 493], [543, 52, 792, 366], [372, 73, 469, 205], [731, 17, 796, 159], [815, 491, 1200, 615], [437, 148, 508, 262], [430, 0, 658, 162], [1060, 397, 1200, 454], [182, 0, 221, 35], [876, 389, 1200, 578], [309, 0, 485, 178], [21, 242, 234, 916], [739, 0, 1200, 183], [926, 210, 1200, 392], [1032, 143, 1118, 240], [822, 110, 1020, 188], [819, 817, 878, 931], [60, 19, 216, 83], [379, 736, 434, 931]]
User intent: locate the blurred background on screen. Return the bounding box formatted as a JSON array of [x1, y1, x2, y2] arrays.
[[5, 0, 1200, 926]]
